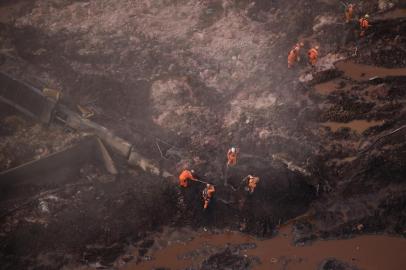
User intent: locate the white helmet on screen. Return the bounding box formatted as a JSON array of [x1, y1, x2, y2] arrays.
[[231, 147, 236, 153]]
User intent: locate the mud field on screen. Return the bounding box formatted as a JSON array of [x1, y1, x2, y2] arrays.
[[0, 0, 405, 269]]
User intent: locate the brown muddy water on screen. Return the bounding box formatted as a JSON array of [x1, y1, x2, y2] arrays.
[[121, 226, 406, 270], [336, 61, 406, 81], [322, 120, 384, 134], [314, 80, 347, 95]]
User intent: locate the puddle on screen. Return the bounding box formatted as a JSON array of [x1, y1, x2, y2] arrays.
[[314, 80, 346, 95], [322, 120, 384, 134], [336, 61, 406, 81], [123, 229, 253, 270], [122, 226, 406, 270]]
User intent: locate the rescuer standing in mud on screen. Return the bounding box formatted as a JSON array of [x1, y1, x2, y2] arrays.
[[288, 42, 304, 69], [202, 184, 215, 209], [345, 3, 355, 23], [202, 184, 216, 231], [179, 169, 198, 188], [308, 46, 319, 67], [359, 14, 370, 37]]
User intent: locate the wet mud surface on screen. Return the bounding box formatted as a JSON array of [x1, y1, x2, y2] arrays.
[[335, 61, 406, 81], [121, 226, 406, 270], [0, 0, 406, 269]]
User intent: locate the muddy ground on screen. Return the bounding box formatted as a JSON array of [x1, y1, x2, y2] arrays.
[[0, 0, 405, 269]]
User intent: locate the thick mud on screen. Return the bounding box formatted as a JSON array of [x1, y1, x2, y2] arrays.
[[120, 226, 406, 270], [1, 0, 406, 269]]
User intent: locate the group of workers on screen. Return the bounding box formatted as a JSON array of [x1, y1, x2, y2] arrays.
[[288, 3, 370, 69], [345, 3, 370, 37], [288, 41, 321, 69], [177, 3, 373, 211], [288, 42, 319, 69], [179, 147, 260, 210]]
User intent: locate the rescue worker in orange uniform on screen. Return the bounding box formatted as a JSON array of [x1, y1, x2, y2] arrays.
[[307, 46, 319, 67], [227, 147, 238, 167], [288, 42, 303, 69], [179, 169, 197, 188], [202, 184, 215, 209], [359, 14, 370, 37], [241, 175, 260, 194], [345, 3, 355, 23]]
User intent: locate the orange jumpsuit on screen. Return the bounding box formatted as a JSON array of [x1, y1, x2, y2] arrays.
[[203, 185, 215, 209], [359, 18, 369, 37], [227, 149, 237, 167], [288, 45, 300, 69], [345, 4, 354, 23], [179, 170, 196, 187], [308, 48, 318, 66]]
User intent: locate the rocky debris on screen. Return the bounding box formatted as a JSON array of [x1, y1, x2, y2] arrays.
[[319, 258, 360, 270]]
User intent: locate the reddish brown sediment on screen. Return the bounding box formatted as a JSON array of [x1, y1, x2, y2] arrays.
[[124, 226, 406, 270], [336, 61, 406, 81], [321, 120, 385, 134]]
